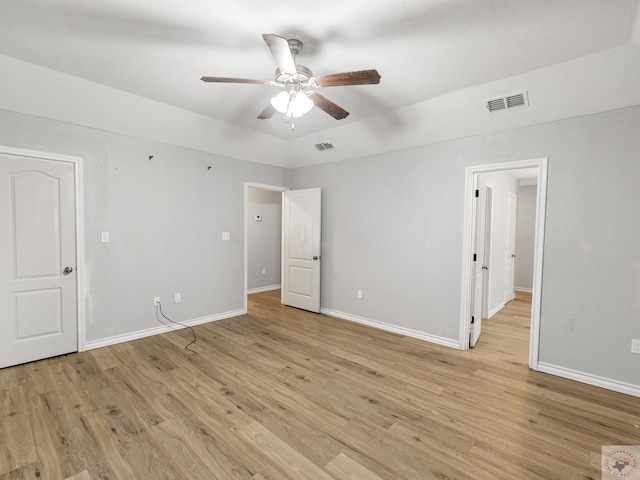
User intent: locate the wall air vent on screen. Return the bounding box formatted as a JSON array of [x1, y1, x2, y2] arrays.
[[314, 141, 334, 151], [485, 91, 529, 114]]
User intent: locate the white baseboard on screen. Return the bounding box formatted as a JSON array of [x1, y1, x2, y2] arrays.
[[247, 284, 281, 294], [488, 302, 505, 319], [320, 308, 460, 350], [84, 309, 245, 351], [537, 362, 640, 398], [515, 287, 533, 293]]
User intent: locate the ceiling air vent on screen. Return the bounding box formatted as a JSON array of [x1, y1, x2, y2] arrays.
[[314, 141, 334, 151], [485, 91, 529, 114]]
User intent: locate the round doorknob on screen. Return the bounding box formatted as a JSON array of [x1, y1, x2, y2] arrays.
[[63, 266, 74, 275]]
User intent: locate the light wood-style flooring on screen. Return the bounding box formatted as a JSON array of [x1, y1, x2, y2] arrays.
[[1, 290, 639, 479]]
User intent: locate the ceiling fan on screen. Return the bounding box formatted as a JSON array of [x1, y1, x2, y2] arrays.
[[201, 34, 381, 128]]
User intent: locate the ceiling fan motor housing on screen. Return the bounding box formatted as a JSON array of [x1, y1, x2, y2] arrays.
[[275, 65, 313, 86], [287, 39, 303, 56]]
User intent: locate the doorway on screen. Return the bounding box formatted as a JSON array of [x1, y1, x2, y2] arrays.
[[243, 182, 288, 313], [460, 158, 548, 370]]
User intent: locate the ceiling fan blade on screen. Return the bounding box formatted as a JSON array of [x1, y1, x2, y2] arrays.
[[262, 34, 297, 76], [201, 76, 268, 84], [309, 93, 349, 120], [315, 69, 381, 87], [257, 104, 276, 120]]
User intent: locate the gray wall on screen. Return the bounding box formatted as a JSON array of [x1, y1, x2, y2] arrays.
[[0, 109, 290, 344], [247, 188, 282, 291], [291, 105, 640, 387], [3, 102, 639, 391], [515, 185, 537, 291]]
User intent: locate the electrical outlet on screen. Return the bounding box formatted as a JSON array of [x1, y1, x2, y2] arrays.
[[174, 293, 181, 303], [261, 268, 266, 275], [631, 339, 640, 355], [222, 232, 230, 241], [153, 296, 160, 306], [357, 289, 363, 299]]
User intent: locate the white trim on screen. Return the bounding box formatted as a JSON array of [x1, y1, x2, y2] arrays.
[[460, 158, 548, 369], [529, 159, 548, 369], [322, 308, 460, 350], [487, 302, 506, 319], [247, 284, 281, 294], [0, 145, 81, 164], [0, 145, 87, 353], [243, 182, 289, 314], [84, 309, 244, 351], [537, 363, 640, 399], [515, 287, 533, 293]]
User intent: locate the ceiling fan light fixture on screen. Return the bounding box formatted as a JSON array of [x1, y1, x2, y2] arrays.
[[270, 90, 313, 117], [202, 34, 380, 125]]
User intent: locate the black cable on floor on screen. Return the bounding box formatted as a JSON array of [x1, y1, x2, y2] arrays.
[[155, 301, 198, 354]]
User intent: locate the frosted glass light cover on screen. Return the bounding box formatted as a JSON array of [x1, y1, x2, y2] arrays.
[[270, 91, 314, 117], [270, 91, 291, 113]]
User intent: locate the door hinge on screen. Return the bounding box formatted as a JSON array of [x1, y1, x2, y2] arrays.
[[473, 253, 477, 262], [471, 316, 475, 324], [475, 189, 479, 198]]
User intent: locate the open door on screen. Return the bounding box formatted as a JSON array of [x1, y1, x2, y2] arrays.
[[504, 193, 517, 304], [0, 154, 78, 368], [470, 177, 486, 347], [282, 188, 321, 313]]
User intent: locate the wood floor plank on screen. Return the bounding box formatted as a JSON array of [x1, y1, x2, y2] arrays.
[[0, 290, 638, 479], [22, 393, 65, 480], [0, 462, 43, 480], [0, 404, 36, 476], [65, 471, 92, 480], [32, 390, 116, 479], [238, 421, 335, 480], [151, 417, 219, 479], [325, 453, 386, 480]]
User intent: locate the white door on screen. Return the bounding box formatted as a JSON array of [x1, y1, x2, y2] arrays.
[[470, 180, 486, 347], [0, 155, 78, 368], [282, 188, 321, 313], [481, 186, 493, 320], [504, 193, 517, 304]]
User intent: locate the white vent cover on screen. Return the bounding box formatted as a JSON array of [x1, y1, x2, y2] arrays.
[[314, 141, 334, 151], [485, 91, 529, 113]]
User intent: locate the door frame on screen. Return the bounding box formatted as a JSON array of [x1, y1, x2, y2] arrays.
[[243, 182, 288, 313], [0, 145, 86, 352], [459, 158, 547, 370]]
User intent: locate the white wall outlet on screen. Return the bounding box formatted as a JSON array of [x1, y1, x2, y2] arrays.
[[153, 296, 160, 306], [222, 231, 230, 241], [174, 293, 181, 303], [631, 339, 640, 355], [357, 289, 363, 299], [101, 231, 110, 243], [261, 268, 266, 275]]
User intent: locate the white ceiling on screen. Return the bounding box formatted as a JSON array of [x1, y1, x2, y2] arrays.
[[0, 0, 639, 141]]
